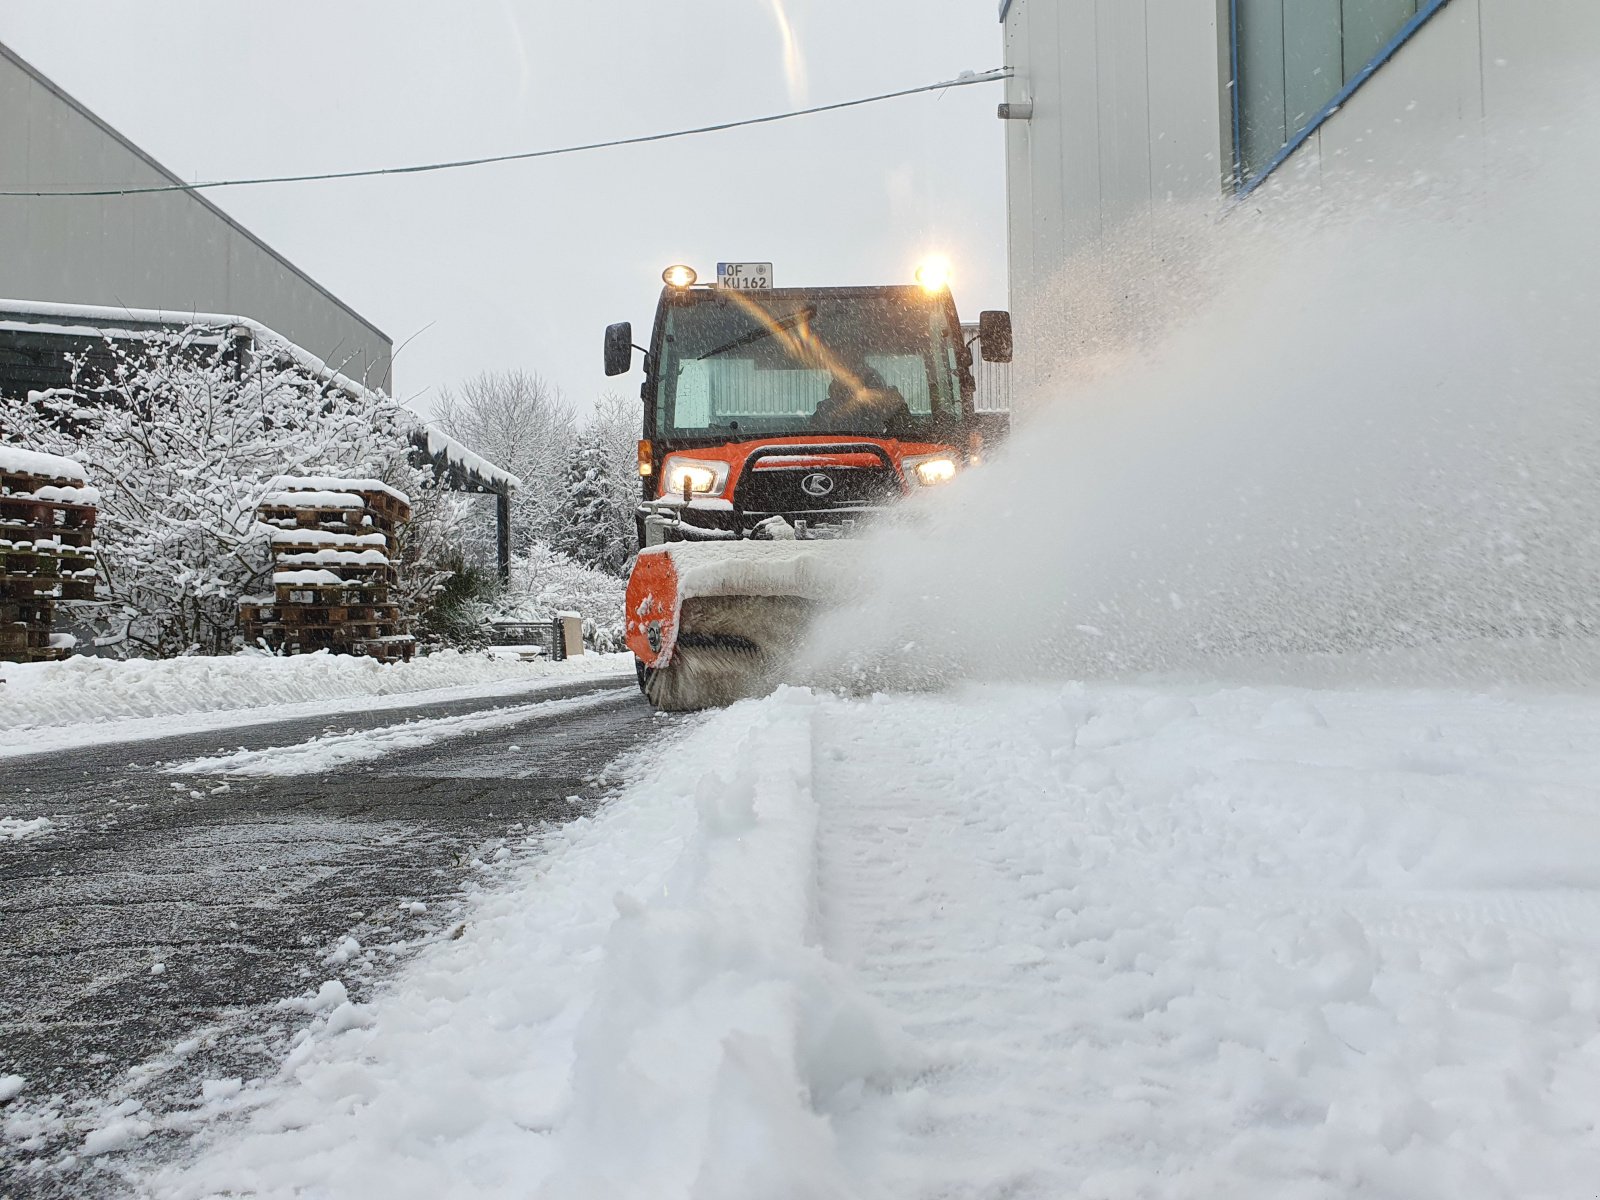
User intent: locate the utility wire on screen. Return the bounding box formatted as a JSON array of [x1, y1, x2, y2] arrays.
[[2, 68, 1012, 199]]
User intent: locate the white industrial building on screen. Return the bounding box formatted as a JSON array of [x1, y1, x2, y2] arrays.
[[997, 0, 1600, 400], [0, 39, 391, 391]]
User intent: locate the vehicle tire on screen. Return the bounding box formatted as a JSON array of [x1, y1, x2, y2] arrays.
[[634, 656, 649, 694]]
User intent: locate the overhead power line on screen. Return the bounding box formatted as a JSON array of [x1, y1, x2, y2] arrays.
[[2, 68, 1012, 199]]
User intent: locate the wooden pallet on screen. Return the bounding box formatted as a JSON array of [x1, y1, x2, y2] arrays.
[[273, 585, 393, 608], [0, 624, 52, 652], [0, 494, 96, 526], [2, 550, 61, 579], [0, 461, 97, 662], [0, 518, 95, 549], [258, 505, 395, 536], [261, 603, 402, 625], [57, 577, 97, 602], [0, 598, 53, 623], [270, 535, 395, 557], [245, 478, 415, 662], [0, 468, 83, 495]]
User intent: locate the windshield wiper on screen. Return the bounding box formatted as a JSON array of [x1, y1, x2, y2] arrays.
[[697, 305, 816, 361]]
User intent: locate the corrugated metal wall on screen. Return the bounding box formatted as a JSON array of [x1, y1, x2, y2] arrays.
[[0, 41, 393, 391], [962, 322, 1012, 413]]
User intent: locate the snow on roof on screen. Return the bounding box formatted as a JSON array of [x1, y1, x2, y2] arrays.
[[0, 445, 90, 485], [417, 426, 523, 492], [1, 301, 522, 495], [269, 476, 410, 506], [0, 298, 381, 403]]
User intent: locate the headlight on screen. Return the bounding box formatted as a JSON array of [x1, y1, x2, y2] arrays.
[[905, 455, 958, 486], [663, 457, 729, 497]]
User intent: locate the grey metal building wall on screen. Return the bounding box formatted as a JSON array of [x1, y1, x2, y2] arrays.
[[0, 40, 392, 390], [1000, 0, 1600, 408]]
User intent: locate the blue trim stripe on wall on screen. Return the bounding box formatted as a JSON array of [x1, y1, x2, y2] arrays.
[[1233, 0, 1455, 195]]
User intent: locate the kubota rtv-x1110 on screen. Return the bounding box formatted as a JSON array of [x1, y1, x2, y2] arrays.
[[604, 259, 1011, 710]]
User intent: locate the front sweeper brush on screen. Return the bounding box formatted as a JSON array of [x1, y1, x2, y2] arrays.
[[626, 542, 862, 710]]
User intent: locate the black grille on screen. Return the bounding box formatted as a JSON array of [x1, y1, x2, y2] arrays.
[[734, 466, 900, 514]]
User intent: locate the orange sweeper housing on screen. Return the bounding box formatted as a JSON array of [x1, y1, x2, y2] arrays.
[[603, 260, 1012, 710]]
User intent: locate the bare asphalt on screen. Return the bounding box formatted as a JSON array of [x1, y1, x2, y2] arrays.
[[0, 674, 666, 1198]]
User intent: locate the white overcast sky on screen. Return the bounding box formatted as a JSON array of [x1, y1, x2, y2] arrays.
[[0, 1, 1009, 417]]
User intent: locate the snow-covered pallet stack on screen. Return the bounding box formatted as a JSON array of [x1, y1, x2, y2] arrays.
[[0, 445, 98, 664], [241, 477, 414, 662]]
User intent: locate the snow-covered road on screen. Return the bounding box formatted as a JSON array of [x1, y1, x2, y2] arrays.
[[140, 676, 1600, 1199], [0, 677, 660, 1198]]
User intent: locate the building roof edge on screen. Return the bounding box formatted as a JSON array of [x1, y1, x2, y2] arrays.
[[0, 38, 391, 350]]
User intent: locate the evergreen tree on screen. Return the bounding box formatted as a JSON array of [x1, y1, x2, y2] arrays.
[[554, 436, 629, 575]]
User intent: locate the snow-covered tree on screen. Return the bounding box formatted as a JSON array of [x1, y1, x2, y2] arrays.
[[553, 435, 630, 575], [585, 390, 643, 564], [431, 370, 576, 553], [0, 329, 459, 657]]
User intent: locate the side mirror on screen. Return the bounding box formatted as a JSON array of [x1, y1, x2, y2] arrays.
[[603, 322, 634, 377], [978, 310, 1013, 364]]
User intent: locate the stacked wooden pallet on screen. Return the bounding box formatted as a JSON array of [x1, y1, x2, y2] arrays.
[[240, 477, 415, 662], [0, 445, 98, 664]]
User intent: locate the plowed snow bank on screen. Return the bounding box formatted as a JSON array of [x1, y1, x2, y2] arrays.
[[0, 651, 633, 756]]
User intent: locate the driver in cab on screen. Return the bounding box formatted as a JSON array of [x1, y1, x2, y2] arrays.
[[811, 359, 912, 436]]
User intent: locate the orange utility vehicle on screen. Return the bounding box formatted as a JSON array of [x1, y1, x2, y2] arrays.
[[604, 260, 1011, 709]]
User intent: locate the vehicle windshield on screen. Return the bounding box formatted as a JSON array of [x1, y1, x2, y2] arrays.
[[656, 291, 963, 439]]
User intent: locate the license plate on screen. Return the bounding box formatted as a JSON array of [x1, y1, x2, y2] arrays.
[[717, 262, 773, 290]]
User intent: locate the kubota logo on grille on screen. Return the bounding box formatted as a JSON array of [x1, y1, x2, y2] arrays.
[[800, 472, 836, 497]]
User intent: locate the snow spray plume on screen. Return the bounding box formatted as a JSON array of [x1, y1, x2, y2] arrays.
[[802, 79, 1600, 691]]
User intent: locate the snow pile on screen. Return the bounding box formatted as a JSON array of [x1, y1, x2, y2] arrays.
[[10, 482, 101, 505], [271, 569, 347, 587], [258, 491, 366, 511], [267, 476, 410, 506], [0, 649, 632, 741], [151, 689, 896, 1199], [0, 816, 54, 842], [275, 550, 393, 567], [0, 444, 88, 484]]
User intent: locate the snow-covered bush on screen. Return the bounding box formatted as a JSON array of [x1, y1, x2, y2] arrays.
[[0, 330, 458, 658], [494, 543, 628, 652]]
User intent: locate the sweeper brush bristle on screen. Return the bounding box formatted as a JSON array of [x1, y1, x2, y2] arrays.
[[642, 595, 816, 711]]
